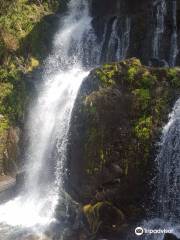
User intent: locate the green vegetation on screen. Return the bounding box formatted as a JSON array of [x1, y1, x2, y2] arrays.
[[83, 58, 180, 178], [0, 116, 9, 135], [0, 0, 60, 173], [76, 60, 180, 233], [0, 0, 60, 128], [83, 202, 125, 235], [132, 88, 150, 111], [127, 65, 139, 83], [134, 116, 152, 141], [96, 66, 116, 87], [167, 68, 180, 88]]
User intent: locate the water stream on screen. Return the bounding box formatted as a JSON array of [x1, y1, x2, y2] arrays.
[[169, 0, 178, 67], [0, 0, 131, 239], [152, 0, 166, 59], [0, 0, 91, 238], [136, 99, 180, 240], [1, 0, 179, 239]]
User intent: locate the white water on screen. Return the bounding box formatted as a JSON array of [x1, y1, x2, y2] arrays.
[[0, 0, 90, 236], [137, 99, 180, 240], [156, 98, 180, 221], [104, 17, 131, 62], [0, 0, 132, 238], [152, 0, 166, 59], [106, 18, 119, 61], [116, 17, 131, 61], [169, 0, 178, 67]]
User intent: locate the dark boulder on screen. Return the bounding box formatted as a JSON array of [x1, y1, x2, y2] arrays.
[[149, 58, 169, 68], [68, 58, 180, 237], [83, 202, 125, 236], [163, 233, 180, 240]]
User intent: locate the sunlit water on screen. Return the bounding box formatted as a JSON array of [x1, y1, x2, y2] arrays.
[[0, 0, 133, 239], [152, 0, 166, 59], [0, 0, 90, 238], [128, 98, 180, 240]]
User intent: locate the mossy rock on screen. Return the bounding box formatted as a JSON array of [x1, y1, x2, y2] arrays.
[[82, 58, 180, 176], [83, 202, 125, 235], [68, 58, 180, 221]]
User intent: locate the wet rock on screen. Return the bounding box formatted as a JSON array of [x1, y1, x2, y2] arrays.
[[149, 58, 169, 67], [68, 59, 180, 235], [90, 0, 180, 66], [15, 171, 26, 193], [163, 233, 180, 240], [83, 202, 125, 236], [60, 228, 88, 240], [47, 190, 89, 240], [3, 127, 21, 175], [20, 234, 51, 240]]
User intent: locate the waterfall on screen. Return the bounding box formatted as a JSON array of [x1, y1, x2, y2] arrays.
[[106, 18, 119, 61], [109, 17, 131, 62], [0, 0, 132, 238], [152, 0, 166, 59], [0, 0, 91, 232], [116, 17, 131, 61], [156, 98, 180, 221], [138, 99, 180, 240], [169, 0, 178, 67], [101, 16, 131, 63]]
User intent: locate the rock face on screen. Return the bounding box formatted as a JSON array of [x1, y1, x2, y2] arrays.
[[83, 202, 125, 235], [0, 116, 21, 175], [3, 127, 21, 174], [68, 58, 180, 237], [89, 0, 180, 66], [164, 233, 180, 240]]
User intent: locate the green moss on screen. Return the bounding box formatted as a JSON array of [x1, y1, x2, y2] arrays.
[[96, 68, 116, 87], [78, 58, 180, 218], [0, 0, 57, 43], [83, 203, 104, 234], [0, 63, 29, 124], [96, 63, 120, 87], [0, 116, 9, 135], [134, 116, 152, 141], [126, 58, 141, 67], [167, 68, 180, 88], [154, 98, 167, 118], [0, 0, 61, 173], [132, 88, 151, 111], [140, 71, 156, 88], [127, 66, 139, 83], [0, 0, 60, 126], [83, 202, 125, 234]]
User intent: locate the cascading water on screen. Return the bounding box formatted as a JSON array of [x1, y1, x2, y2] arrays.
[[106, 18, 119, 61], [169, 0, 178, 67], [152, 0, 166, 59], [156, 98, 180, 221], [116, 17, 131, 61], [106, 17, 131, 62], [137, 99, 180, 240], [0, 0, 131, 239], [0, 0, 92, 238]]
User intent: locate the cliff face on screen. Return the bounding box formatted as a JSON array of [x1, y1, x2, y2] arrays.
[[90, 0, 180, 67], [68, 58, 180, 238], [1, 0, 180, 176]]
